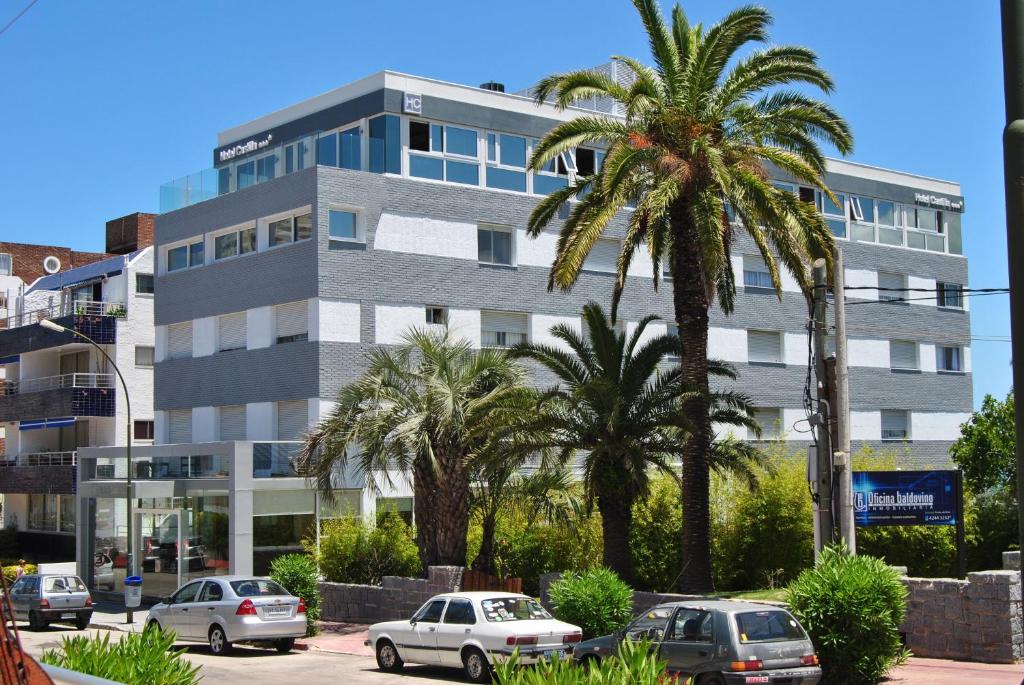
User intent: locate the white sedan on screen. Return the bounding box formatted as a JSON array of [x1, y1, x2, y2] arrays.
[[365, 591, 582, 682]]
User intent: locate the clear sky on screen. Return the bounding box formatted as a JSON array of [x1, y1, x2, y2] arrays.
[[0, 0, 1011, 409]]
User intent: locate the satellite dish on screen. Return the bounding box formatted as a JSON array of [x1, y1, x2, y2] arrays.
[[42, 256, 61, 274]]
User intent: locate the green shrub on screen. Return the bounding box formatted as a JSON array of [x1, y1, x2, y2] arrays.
[[269, 553, 321, 637], [494, 638, 667, 684], [466, 505, 603, 595], [41, 625, 200, 685], [548, 568, 633, 640], [787, 544, 909, 684], [966, 485, 1019, 571], [630, 475, 683, 593], [2, 563, 36, 585], [311, 512, 420, 585]]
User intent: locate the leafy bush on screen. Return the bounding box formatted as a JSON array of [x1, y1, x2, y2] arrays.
[[41, 625, 200, 685], [787, 545, 909, 684], [966, 485, 1019, 571], [548, 568, 633, 640], [630, 475, 683, 593], [495, 638, 668, 684], [466, 504, 603, 595], [311, 512, 420, 585], [270, 553, 320, 636], [2, 563, 36, 585], [711, 446, 813, 591]]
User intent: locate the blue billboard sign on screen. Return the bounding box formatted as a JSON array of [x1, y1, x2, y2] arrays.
[[852, 470, 960, 527]]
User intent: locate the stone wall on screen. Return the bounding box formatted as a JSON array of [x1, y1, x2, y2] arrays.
[[538, 572, 710, 617], [901, 570, 1023, 663], [319, 566, 463, 624]]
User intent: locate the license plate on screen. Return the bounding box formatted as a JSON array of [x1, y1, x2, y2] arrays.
[[543, 649, 564, 660], [744, 677, 769, 684], [265, 606, 290, 616], [61, 613, 76, 619]]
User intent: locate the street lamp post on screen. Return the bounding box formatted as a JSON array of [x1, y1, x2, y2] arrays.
[[40, 318, 134, 623]]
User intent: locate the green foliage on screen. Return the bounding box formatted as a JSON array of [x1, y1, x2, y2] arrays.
[[269, 553, 321, 637], [966, 485, 1019, 571], [951, 392, 1016, 493], [787, 545, 910, 684], [41, 625, 200, 685], [466, 502, 603, 595], [494, 638, 668, 684], [548, 568, 633, 640], [2, 563, 36, 585], [711, 445, 813, 591], [311, 513, 420, 585], [629, 474, 683, 592]]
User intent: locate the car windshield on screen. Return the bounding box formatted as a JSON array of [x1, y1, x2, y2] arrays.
[[736, 611, 807, 643], [480, 597, 551, 622], [229, 579, 288, 597], [626, 607, 674, 638]]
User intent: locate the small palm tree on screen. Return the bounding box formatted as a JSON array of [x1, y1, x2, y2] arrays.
[[298, 329, 532, 569], [509, 302, 758, 585], [527, 1, 852, 591]]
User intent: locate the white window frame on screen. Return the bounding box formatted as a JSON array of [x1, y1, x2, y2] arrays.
[[749, 407, 783, 440], [264, 207, 313, 250], [0, 252, 11, 276], [134, 345, 155, 368], [164, 239, 204, 273], [878, 272, 907, 303], [425, 306, 448, 326], [742, 255, 773, 289], [747, 330, 784, 365], [936, 345, 963, 373], [889, 340, 919, 371], [582, 238, 621, 274], [327, 205, 364, 244], [881, 409, 911, 441], [937, 282, 964, 309], [477, 224, 516, 267], [211, 222, 257, 262], [407, 119, 481, 185], [135, 273, 154, 296]]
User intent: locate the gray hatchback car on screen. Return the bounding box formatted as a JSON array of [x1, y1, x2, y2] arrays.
[[573, 600, 821, 684], [7, 574, 93, 631]]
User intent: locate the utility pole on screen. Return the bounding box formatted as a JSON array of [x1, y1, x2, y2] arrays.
[[812, 259, 835, 553], [832, 248, 856, 552], [1000, 0, 1024, 595]]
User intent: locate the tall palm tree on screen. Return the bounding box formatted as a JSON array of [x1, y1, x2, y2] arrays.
[[526, 1, 852, 592], [508, 302, 758, 585], [298, 329, 532, 569]]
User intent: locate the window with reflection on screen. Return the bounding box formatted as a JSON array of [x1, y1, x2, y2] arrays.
[[329, 209, 358, 241]]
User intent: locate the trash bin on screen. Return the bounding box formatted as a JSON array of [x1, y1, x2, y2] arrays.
[[124, 575, 143, 609]]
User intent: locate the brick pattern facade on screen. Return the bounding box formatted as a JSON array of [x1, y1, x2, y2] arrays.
[[105, 212, 156, 255], [0, 242, 111, 285], [0, 465, 75, 495]]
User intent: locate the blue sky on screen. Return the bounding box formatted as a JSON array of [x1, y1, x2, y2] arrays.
[[0, 0, 1010, 408]]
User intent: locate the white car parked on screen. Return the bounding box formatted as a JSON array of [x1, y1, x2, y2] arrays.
[[366, 591, 582, 683]]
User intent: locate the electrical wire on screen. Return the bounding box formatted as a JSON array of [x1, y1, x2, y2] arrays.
[[0, 0, 39, 38]]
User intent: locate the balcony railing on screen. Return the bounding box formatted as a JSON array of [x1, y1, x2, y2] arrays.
[[0, 451, 77, 467], [2, 373, 114, 396], [0, 300, 127, 332], [82, 454, 231, 480]]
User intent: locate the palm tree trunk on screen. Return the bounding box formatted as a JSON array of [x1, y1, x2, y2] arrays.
[[472, 510, 498, 575], [670, 202, 716, 594], [413, 449, 471, 570], [596, 484, 636, 586]]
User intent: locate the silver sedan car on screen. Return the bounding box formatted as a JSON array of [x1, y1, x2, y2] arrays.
[[147, 576, 307, 655]]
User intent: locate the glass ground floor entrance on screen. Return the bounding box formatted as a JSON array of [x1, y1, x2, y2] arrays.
[[82, 492, 230, 596]]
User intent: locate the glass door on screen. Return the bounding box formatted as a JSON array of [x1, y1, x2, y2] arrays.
[[135, 508, 185, 599]]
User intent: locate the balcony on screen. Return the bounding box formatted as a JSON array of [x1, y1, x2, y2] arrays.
[[0, 451, 77, 494], [0, 373, 115, 422]]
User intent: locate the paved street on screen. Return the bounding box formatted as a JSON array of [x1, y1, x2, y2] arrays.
[[12, 621, 1024, 684]]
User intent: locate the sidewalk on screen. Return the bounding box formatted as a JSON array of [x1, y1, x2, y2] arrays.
[[887, 657, 1022, 684], [303, 621, 373, 656], [87, 599, 149, 632]]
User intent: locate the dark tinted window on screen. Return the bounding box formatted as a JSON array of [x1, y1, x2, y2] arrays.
[[413, 599, 447, 624], [136, 274, 154, 294], [199, 581, 224, 602], [443, 599, 476, 625], [736, 611, 806, 643], [172, 581, 202, 604], [230, 579, 288, 597]]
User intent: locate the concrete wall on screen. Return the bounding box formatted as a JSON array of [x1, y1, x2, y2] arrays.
[[319, 566, 463, 623]]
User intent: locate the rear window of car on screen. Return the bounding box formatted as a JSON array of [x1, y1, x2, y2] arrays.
[[480, 597, 551, 622], [44, 577, 69, 592], [65, 576, 87, 592], [229, 579, 288, 597], [735, 611, 806, 643]]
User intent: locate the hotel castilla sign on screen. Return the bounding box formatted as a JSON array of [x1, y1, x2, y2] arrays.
[[403, 92, 423, 115], [217, 133, 274, 163], [914, 191, 964, 213]]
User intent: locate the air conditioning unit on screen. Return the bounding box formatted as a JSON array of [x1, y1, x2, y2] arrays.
[[42, 255, 61, 274]]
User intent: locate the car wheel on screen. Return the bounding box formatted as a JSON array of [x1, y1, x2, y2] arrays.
[[208, 625, 232, 655], [28, 611, 46, 632], [375, 639, 404, 672], [580, 654, 600, 671], [462, 647, 491, 684], [75, 615, 90, 630], [274, 638, 295, 653]]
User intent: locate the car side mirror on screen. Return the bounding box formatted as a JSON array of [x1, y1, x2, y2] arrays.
[[162, 596, 171, 604], [645, 627, 663, 641], [409, 619, 417, 626]]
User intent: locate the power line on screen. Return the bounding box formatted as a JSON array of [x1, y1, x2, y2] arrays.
[[843, 290, 1010, 306], [0, 0, 39, 38]]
